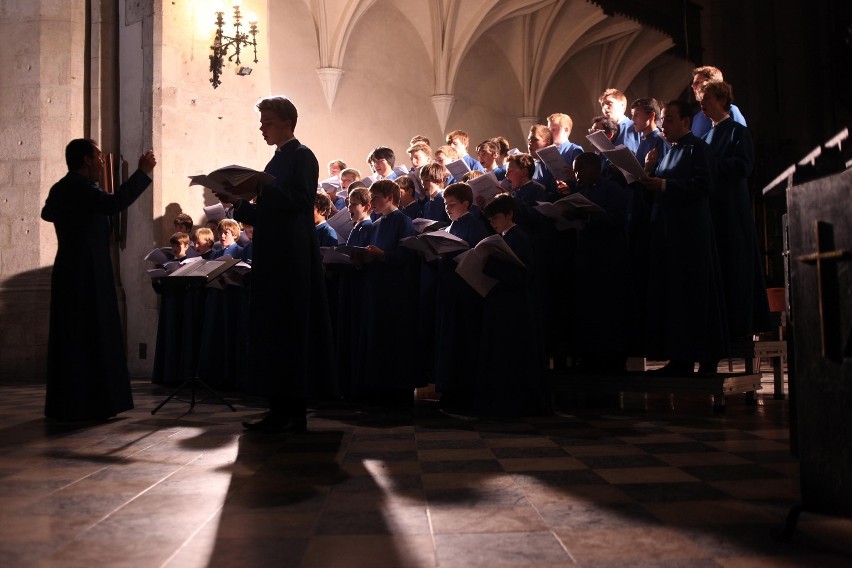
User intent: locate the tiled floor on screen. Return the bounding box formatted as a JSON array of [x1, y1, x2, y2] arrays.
[[1, 375, 851, 567]]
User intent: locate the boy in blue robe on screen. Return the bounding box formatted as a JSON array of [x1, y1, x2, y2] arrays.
[[475, 195, 549, 417], [211, 218, 244, 259], [335, 187, 373, 399], [359, 180, 418, 404], [527, 124, 559, 198], [434, 183, 489, 412], [700, 81, 770, 343], [547, 113, 585, 165], [599, 88, 641, 153], [446, 129, 485, 172], [314, 192, 339, 247], [690, 66, 747, 138], [396, 175, 422, 219], [475, 140, 505, 181], [367, 146, 400, 180], [640, 100, 729, 375], [418, 163, 451, 223]]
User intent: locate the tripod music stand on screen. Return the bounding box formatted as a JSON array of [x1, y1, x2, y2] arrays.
[[151, 257, 240, 414]]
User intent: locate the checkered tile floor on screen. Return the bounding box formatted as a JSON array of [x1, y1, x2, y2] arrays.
[[0, 377, 849, 567]]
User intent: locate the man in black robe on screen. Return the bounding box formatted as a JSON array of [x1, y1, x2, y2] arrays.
[[221, 96, 334, 434], [41, 139, 156, 421]]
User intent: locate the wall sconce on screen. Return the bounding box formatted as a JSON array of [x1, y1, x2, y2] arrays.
[[209, 4, 258, 89]]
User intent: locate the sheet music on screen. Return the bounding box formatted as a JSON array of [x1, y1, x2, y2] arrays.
[[326, 207, 354, 244], [467, 171, 503, 203], [445, 158, 471, 181], [536, 144, 571, 181], [585, 130, 617, 153]]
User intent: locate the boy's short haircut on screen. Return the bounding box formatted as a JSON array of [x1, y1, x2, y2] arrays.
[[443, 182, 473, 206], [692, 65, 724, 82], [340, 167, 361, 180], [194, 227, 215, 246], [665, 100, 695, 126], [507, 153, 536, 179], [406, 142, 433, 157], [482, 193, 517, 218], [328, 159, 346, 171], [547, 113, 573, 132], [461, 170, 483, 182], [173, 213, 193, 231], [369, 146, 396, 167], [435, 145, 459, 160], [410, 135, 430, 146], [395, 175, 417, 195], [348, 180, 367, 191], [218, 218, 241, 237], [420, 162, 450, 184], [701, 81, 734, 110], [630, 97, 661, 118], [598, 88, 627, 106], [529, 124, 553, 144], [169, 232, 190, 247], [369, 179, 401, 205], [314, 191, 333, 218], [476, 140, 499, 156], [348, 186, 371, 207], [446, 129, 469, 146], [490, 136, 511, 157], [591, 115, 618, 134], [256, 96, 298, 129]]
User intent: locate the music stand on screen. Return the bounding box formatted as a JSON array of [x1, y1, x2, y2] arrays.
[[151, 257, 240, 414]]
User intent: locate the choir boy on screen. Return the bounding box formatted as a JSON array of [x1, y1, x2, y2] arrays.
[[446, 130, 485, 172], [434, 183, 489, 412], [169, 232, 190, 261], [630, 97, 669, 167], [491, 136, 511, 168], [314, 192, 339, 247], [367, 147, 399, 180], [407, 142, 433, 173], [527, 124, 559, 197], [640, 100, 728, 376], [547, 113, 584, 165], [328, 159, 346, 178], [211, 218, 244, 259], [690, 66, 747, 137], [396, 176, 421, 219], [193, 228, 216, 259], [418, 163, 451, 223], [599, 88, 641, 153], [475, 195, 549, 417], [476, 140, 505, 180], [359, 180, 418, 404]]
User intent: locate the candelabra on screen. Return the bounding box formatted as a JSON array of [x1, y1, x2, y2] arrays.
[[209, 4, 258, 89]]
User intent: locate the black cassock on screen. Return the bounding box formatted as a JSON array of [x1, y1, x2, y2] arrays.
[[41, 169, 152, 420], [233, 139, 335, 399]]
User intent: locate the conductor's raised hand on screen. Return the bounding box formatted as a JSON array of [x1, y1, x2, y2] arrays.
[[139, 151, 156, 175]]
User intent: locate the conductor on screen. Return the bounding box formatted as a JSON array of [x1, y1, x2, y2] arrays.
[[41, 140, 156, 421]]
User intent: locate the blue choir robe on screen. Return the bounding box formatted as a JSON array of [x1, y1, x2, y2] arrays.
[[702, 118, 770, 336], [646, 131, 728, 362], [615, 116, 641, 153], [401, 199, 422, 219], [558, 140, 584, 165], [461, 153, 485, 172], [361, 210, 419, 393], [210, 242, 244, 259], [533, 160, 558, 198], [571, 179, 631, 363], [336, 219, 373, 397], [511, 180, 548, 235], [315, 221, 339, 247], [692, 104, 747, 138], [332, 195, 346, 211], [475, 226, 549, 417], [635, 129, 670, 169], [434, 214, 489, 394], [420, 192, 451, 223], [488, 165, 506, 181]]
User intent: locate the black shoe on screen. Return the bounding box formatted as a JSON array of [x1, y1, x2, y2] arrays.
[[243, 413, 307, 434]]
